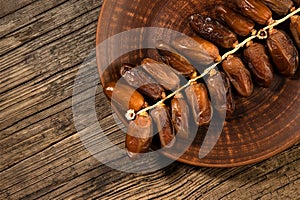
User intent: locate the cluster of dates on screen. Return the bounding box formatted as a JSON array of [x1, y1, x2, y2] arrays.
[[104, 0, 300, 157]]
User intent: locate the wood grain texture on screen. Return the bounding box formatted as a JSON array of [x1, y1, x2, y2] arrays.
[[0, 0, 299, 199]]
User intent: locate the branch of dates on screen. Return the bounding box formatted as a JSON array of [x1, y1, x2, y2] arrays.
[[125, 7, 300, 121]]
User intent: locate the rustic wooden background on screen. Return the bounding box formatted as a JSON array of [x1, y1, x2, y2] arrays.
[[0, 0, 299, 199]]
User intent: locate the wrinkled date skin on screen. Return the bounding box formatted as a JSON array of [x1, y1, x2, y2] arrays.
[[150, 104, 176, 148], [290, 15, 300, 49], [244, 42, 274, 87], [142, 58, 180, 90], [185, 82, 213, 126], [222, 55, 254, 97], [104, 82, 145, 112], [171, 93, 190, 138], [206, 70, 235, 116], [171, 36, 221, 66], [292, 0, 300, 6], [120, 64, 165, 100], [214, 5, 255, 36], [221, 72, 235, 116], [125, 114, 153, 157], [189, 14, 238, 48], [267, 29, 299, 77], [233, 0, 272, 25], [156, 40, 196, 77], [260, 0, 293, 16]]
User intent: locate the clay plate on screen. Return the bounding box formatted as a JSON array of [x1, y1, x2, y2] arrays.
[[96, 0, 300, 167]]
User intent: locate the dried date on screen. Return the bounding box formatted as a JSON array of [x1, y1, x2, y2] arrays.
[[171, 36, 221, 66], [189, 14, 238, 48], [214, 5, 255, 36], [260, 0, 293, 16], [150, 103, 176, 148], [221, 72, 235, 116], [244, 42, 274, 87], [171, 93, 190, 138], [233, 0, 273, 25], [142, 58, 180, 90], [120, 64, 165, 100], [206, 70, 235, 116], [185, 82, 213, 126], [292, 0, 300, 6], [104, 82, 145, 112], [290, 15, 300, 49], [267, 29, 299, 77], [222, 55, 253, 97], [126, 114, 153, 157], [156, 40, 196, 77]]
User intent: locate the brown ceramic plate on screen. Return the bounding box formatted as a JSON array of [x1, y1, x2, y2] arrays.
[[96, 0, 300, 167]]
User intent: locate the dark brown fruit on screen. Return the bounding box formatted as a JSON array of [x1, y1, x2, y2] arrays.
[[189, 14, 238, 48], [104, 82, 145, 112], [214, 5, 255, 36], [290, 15, 300, 49], [292, 0, 300, 6], [171, 93, 190, 138], [126, 114, 153, 157], [244, 42, 274, 87], [171, 36, 221, 66], [151, 103, 176, 148], [141, 58, 180, 90], [221, 72, 235, 117], [156, 40, 196, 77], [206, 70, 235, 116], [233, 0, 273, 25], [260, 0, 293, 16], [120, 64, 165, 100], [267, 29, 299, 77], [222, 55, 253, 97], [185, 82, 213, 126]]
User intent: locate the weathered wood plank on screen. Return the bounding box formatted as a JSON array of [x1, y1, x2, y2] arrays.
[[0, 114, 124, 199], [0, 0, 69, 38], [0, 0, 36, 18], [78, 144, 300, 200], [0, 2, 99, 92], [0, 72, 113, 172], [0, 18, 99, 131], [0, 0, 103, 57]]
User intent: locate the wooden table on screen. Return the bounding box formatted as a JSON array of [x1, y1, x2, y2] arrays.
[[1, 0, 299, 199]]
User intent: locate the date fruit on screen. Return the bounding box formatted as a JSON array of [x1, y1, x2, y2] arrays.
[[142, 58, 180, 90], [104, 82, 145, 112], [267, 29, 299, 77], [221, 72, 235, 116], [233, 0, 272, 25], [151, 103, 176, 148], [290, 15, 300, 49], [189, 14, 238, 48], [222, 55, 253, 97], [156, 40, 196, 77], [214, 5, 255, 36], [120, 64, 165, 100], [185, 82, 213, 126], [292, 0, 300, 6], [206, 70, 235, 116], [260, 0, 293, 16], [171, 36, 221, 66], [171, 93, 190, 138], [126, 114, 153, 157], [244, 42, 274, 87]]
